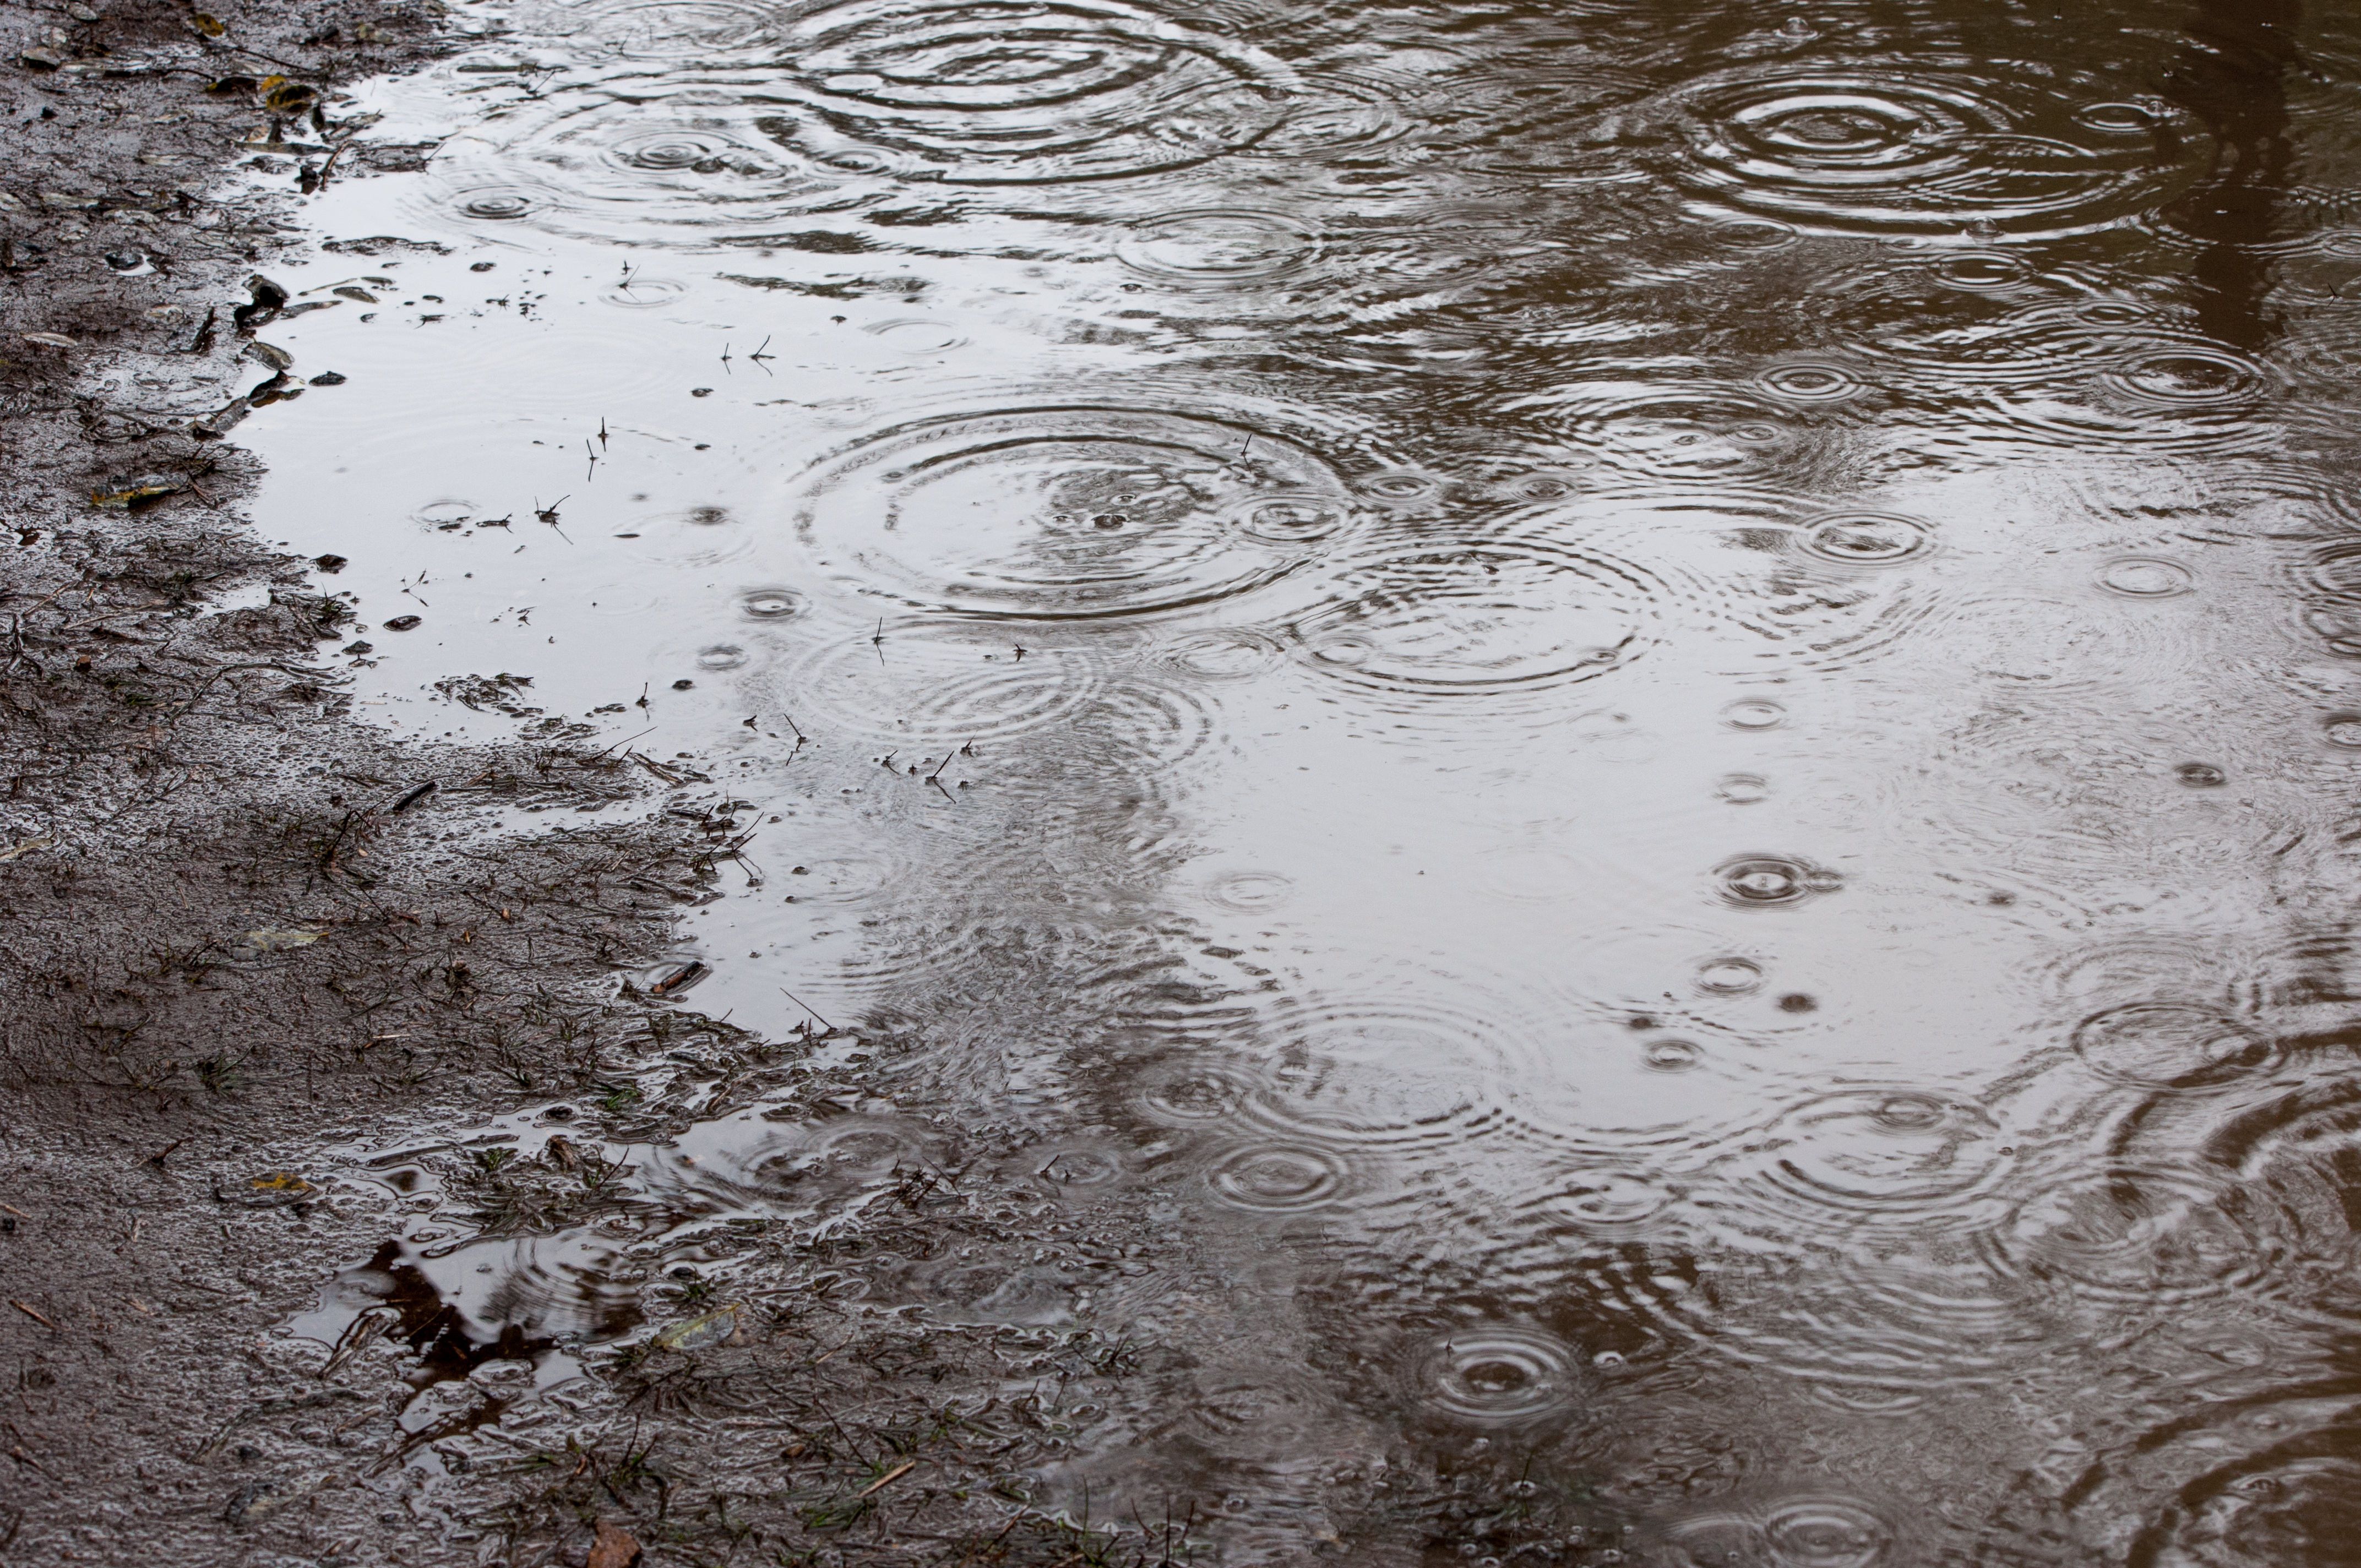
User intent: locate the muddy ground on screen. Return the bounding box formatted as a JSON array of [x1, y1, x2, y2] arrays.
[[0, 4, 1603, 1564]]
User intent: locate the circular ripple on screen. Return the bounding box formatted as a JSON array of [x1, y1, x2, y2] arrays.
[[654, 1111, 934, 1217], [1156, 628, 1285, 681], [2095, 555, 2194, 598], [1523, 1168, 1679, 1232], [1764, 1498, 1894, 1568], [1228, 492, 1353, 546], [1361, 469, 1445, 508], [451, 185, 540, 221], [1663, 1513, 1770, 1568], [429, 90, 850, 242], [764, 617, 1109, 745], [785, 851, 905, 903], [1697, 955, 1767, 994], [1645, 1038, 1705, 1071], [1757, 361, 1866, 404], [1241, 68, 1418, 157], [761, 0, 1293, 185], [1410, 1326, 1581, 1426], [791, 407, 1355, 620], [2070, 1002, 2278, 1092], [558, 0, 779, 57], [2101, 347, 2265, 410], [1981, 1164, 2270, 1308], [1656, 67, 2205, 237], [2140, 1453, 2361, 1568], [1135, 1059, 1258, 1126], [1939, 318, 2281, 456], [1204, 1142, 1352, 1213], [1114, 209, 1317, 281], [601, 275, 689, 308], [739, 586, 808, 620], [1289, 538, 1667, 714], [864, 318, 966, 352], [1722, 1089, 2016, 1238], [1932, 251, 2033, 291], [1714, 854, 1842, 908], [1203, 868, 1292, 913], [1243, 990, 1535, 1151], [1505, 378, 1796, 481], [1029, 1144, 1124, 1190], [1795, 511, 1934, 567]]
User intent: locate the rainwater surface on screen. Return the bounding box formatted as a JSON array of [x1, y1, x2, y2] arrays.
[[240, 0, 2361, 1558]]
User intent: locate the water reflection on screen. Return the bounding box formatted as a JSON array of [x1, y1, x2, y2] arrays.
[[2161, 0, 2303, 349], [255, 0, 2361, 1556]]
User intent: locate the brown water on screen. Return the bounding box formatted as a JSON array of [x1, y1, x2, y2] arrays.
[[234, 0, 2361, 1559]]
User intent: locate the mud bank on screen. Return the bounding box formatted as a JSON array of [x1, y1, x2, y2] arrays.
[[0, 9, 1579, 1564]]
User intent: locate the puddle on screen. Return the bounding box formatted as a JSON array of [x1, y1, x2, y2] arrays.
[[244, 0, 2361, 1556]]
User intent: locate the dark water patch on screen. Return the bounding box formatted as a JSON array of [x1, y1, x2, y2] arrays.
[[1650, 64, 2211, 238]]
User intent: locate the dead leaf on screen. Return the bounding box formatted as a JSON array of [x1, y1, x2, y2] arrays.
[[652, 1303, 741, 1352], [243, 927, 323, 951], [90, 482, 187, 510], [586, 1520, 642, 1568], [21, 332, 76, 349], [186, 12, 225, 35], [263, 80, 317, 115]]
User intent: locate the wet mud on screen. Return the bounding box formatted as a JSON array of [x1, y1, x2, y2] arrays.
[[14, 0, 2361, 1563]]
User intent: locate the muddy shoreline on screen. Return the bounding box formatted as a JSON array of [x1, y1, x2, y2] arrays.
[[0, 12, 1571, 1562]]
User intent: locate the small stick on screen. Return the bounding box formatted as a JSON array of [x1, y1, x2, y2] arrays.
[[857, 1461, 915, 1498], [779, 987, 834, 1033]]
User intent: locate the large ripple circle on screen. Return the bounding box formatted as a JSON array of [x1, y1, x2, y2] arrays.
[[1657, 68, 2204, 236], [790, 407, 1357, 619], [763, 0, 1293, 184], [425, 86, 858, 242], [1409, 1325, 1583, 1427], [1289, 538, 1668, 707]]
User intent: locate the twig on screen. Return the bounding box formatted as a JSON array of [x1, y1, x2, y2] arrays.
[[779, 988, 834, 1033], [857, 1461, 915, 1498]]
